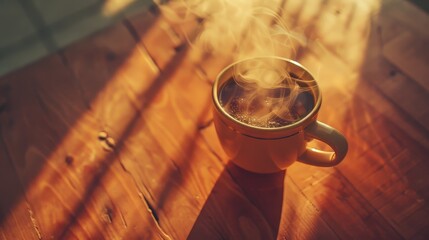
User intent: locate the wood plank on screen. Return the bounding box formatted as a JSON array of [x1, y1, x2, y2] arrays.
[[60, 159, 160, 239], [127, 6, 200, 70], [60, 8, 206, 238], [187, 167, 277, 239], [0, 16, 171, 237], [187, 164, 339, 240], [379, 191, 428, 238], [45, 7, 209, 236], [126, 8, 181, 69], [338, 134, 407, 208], [279, 175, 339, 239], [0, 54, 91, 239], [334, 114, 429, 238], [407, 208, 429, 239], [376, 13, 413, 48], [53, 11, 203, 239], [289, 164, 401, 239], [369, 62, 429, 131], [381, 0, 429, 40], [340, 97, 384, 132], [405, 161, 429, 201], [374, 2, 429, 132], [357, 66, 429, 149], [60, 24, 159, 137], [4, 65, 161, 238], [112, 49, 220, 239], [338, 121, 404, 178], [65, 9, 223, 239], [0, 129, 41, 240], [382, 31, 429, 93], [359, 4, 429, 140]]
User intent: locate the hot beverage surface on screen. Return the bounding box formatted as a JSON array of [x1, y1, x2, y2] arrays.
[[219, 77, 315, 128]]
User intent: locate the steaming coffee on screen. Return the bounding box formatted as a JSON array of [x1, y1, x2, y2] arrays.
[[219, 75, 315, 128], [213, 57, 348, 173]]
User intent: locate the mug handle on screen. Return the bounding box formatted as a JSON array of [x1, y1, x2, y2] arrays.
[[298, 121, 348, 167]]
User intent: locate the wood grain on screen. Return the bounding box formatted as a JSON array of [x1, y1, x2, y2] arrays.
[[382, 31, 429, 92], [0, 134, 40, 240], [1, 0, 429, 239]]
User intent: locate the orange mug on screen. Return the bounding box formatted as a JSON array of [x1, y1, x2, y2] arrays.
[[212, 57, 348, 173]]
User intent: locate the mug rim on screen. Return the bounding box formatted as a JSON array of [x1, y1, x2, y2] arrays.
[[212, 56, 322, 136]]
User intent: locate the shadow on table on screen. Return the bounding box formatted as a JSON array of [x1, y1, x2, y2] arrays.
[[188, 162, 285, 239], [190, 0, 429, 238], [0, 3, 193, 238]]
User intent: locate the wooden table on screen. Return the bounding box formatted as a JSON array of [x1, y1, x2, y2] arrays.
[[1, 1, 429, 239]]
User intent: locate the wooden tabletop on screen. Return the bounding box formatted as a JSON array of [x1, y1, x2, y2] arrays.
[[1, 1, 429, 239]]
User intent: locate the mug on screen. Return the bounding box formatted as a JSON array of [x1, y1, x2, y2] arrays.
[[212, 57, 348, 173]]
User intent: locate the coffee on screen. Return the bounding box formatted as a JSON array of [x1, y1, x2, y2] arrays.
[[219, 76, 315, 128]]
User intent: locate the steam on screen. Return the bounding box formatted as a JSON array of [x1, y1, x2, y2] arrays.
[[155, 0, 315, 127], [224, 58, 314, 128], [155, 0, 299, 61]]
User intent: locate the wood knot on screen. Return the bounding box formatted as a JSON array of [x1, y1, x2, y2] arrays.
[[174, 44, 185, 52], [196, 17, 204, 23], [197, 119, 213, 130], [102, 206, 114, 224], [149, 4, 160, 14], [105, 52, 117, 61], [65, 155, 74, 165]]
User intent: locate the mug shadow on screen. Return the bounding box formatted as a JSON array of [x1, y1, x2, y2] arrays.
[[188, 162, 285, 240]]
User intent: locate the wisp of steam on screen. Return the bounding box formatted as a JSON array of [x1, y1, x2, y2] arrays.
[[155, 0, 315, 128]]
